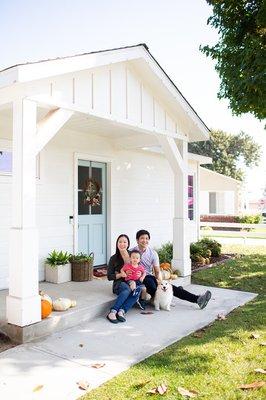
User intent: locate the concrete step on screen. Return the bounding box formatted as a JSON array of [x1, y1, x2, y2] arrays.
[[0, 276, 191, 343]]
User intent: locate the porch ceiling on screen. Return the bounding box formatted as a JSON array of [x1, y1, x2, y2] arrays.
[[0, 104, 160, 150]]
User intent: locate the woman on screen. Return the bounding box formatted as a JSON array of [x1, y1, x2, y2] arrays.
[[107, 234, 141, 323]]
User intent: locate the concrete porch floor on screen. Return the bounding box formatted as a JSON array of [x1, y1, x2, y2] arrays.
[[0, 278, 114, 343], [0, 284, 256, 400], [0, 276, 190, 343]]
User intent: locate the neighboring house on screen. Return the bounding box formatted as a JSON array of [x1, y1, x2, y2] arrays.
[[0, 44, 210, 328], [199, 167, 243, 216]]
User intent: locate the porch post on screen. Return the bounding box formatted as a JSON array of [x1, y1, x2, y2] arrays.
[[156, 135, 191, 276], [6, 99, 41, 326], [172, 140, 191, 276]]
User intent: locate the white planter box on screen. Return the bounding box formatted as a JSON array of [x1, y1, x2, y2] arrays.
[[45, 263, 71, 284]]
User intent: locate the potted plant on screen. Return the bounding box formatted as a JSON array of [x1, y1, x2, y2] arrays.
[[69, 252, 94, 282], [45, 250, 71, 284]]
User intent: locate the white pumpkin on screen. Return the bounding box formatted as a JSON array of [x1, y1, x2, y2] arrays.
[[160, 269, 171, 280], [39, 291, 52, 305], [53, 297, 72, 311]]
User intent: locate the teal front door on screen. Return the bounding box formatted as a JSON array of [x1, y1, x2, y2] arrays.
[[78, 160, 107, 266]]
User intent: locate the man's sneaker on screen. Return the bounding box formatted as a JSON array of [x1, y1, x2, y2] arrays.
[[197, 290, 212, 309], [136, 299, 146, 310]]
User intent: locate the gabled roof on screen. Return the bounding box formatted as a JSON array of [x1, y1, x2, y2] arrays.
[[0, 44, 210, 140], [200, 166, 242, 183]]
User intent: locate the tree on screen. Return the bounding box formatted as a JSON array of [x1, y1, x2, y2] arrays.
[[201, 0, 266, 120], [188, 130, 261, 180]]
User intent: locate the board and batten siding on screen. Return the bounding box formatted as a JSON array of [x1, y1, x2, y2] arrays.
[[30, 62, 180, 136], [0, 127, 200, 289]]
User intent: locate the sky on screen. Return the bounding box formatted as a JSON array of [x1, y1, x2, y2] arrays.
[[0, 0, 265, 200]]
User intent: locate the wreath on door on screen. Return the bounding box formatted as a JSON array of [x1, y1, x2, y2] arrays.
[[83, 178, 102, 206]]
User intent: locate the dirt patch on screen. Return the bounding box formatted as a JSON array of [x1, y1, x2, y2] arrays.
[[0, 332, 16, 353], [192, 254, 235, 273]]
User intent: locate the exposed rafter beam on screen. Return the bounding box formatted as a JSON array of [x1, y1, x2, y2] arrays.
[[156, 135, 186, 172], [35, 108, 74, 155]]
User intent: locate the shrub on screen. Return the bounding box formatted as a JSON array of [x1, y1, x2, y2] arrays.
[[235, 214, 261, 224], [156, 242, 173, 264], [199, 237, 222, 257], [157, 237, 222, 264]]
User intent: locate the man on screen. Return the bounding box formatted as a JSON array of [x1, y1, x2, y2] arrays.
[[133, 229, 212, 310]]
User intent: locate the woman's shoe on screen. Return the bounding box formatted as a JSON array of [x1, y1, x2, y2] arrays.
[[106, 310, 119, 324], [116, 309, 126, 322]]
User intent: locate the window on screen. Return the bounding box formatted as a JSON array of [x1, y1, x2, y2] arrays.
[[0, 151, 12, 174], [0, 150, 40, 178], [188, 175, 194, 220], [209, 192, 225, 214], [209, 192, 217, 214]]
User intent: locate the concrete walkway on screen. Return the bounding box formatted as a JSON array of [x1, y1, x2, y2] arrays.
[[0, 284, 256, 400]]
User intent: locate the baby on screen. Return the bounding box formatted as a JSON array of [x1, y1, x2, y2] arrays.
[[121, 250, 146, 297]]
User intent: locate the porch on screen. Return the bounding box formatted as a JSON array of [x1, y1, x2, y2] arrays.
[[0, 44, 210, 335], [0, 276, 190, 343]]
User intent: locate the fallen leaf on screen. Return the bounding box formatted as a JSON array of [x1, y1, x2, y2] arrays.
[[193, 330, 204, 338], [91, 363, 106, 369], [239, 381, 265, 390], [157, 384, 167, 395], [260, 342, 266, 346], [254, 368, 266, 374], [33, 385, 44, 392], [147, 387, 157, 394], [177, 386, 198, 397], [250, 333, 260, 339], [217, 314, 226, 320], [77, 380, 90, 390], [133, 379, 151, 389], [147, 383, 167, 395], [141, 311, 154, 315], [79, 344, 84, 347]]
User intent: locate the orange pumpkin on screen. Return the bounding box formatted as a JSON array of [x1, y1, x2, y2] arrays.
[[41, 299, 52, 319], [160, 262, 171, 271]]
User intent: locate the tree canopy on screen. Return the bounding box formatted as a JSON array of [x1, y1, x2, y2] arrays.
[[188, 129, 261, 181], [201, 0, 266, 120]]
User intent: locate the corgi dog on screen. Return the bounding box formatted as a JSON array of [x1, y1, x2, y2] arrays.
[[154, 280, 173, 311]]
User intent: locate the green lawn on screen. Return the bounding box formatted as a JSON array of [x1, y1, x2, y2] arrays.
[[81, 246, 266, 400]]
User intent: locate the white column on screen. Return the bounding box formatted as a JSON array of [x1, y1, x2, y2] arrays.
[[6, 99, 41, 326], [156, 135, 191, 277], [171, 140, 191, 276]]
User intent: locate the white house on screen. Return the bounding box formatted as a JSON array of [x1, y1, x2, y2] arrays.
[[199, 167, 243, 216], [0, 44, 210, 329]]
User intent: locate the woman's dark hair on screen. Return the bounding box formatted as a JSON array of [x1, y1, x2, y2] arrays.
[[136, 229, 150, 240], [115, 234, 130, 262]]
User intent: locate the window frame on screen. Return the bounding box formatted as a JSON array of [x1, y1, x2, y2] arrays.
[[188, 173, 195, 221]]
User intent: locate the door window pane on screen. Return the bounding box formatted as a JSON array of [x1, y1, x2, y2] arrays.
[[78, 191, 90, 215], [91, 167, 103, 215], [78, 166, 90, 189]]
